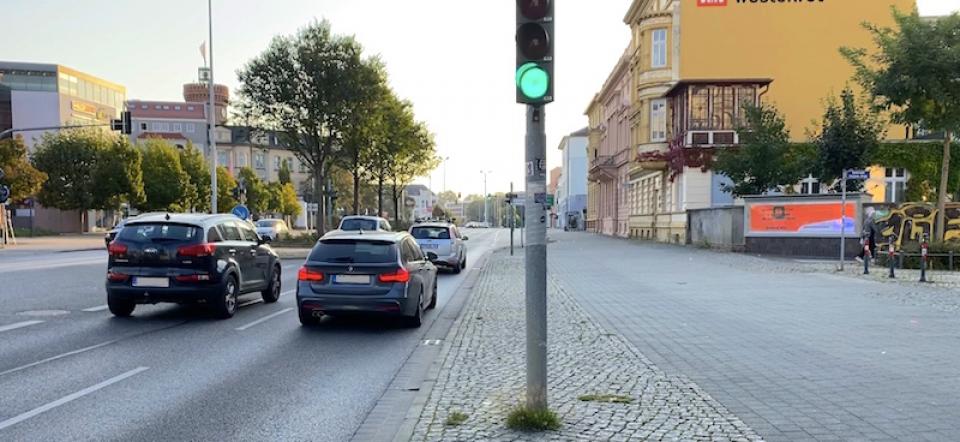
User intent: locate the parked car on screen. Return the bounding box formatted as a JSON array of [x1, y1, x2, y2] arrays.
[[410, 222, 468, 273], [105, 213, 282, 319], [104, 212, 165, 247], [296, 230, 438, 327], [255, 218, 290, 242], [338, 215, 392, 232]]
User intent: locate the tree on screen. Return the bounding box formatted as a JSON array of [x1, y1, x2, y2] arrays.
[[814, 88, 885, 192], [431, 204, 447, 219], [216, 167, 238, 214], [93, 138, 144, 213], [179, 143, 210, 212], [139, 140, 188, 211], [713, 104, 811, 197], [842, 9, 960, 239], [0, 136, 46, 203], [437, 190, 459, 208], [280, 182, 302, 220], [390, 122, 440, 225], [237, 20, 378, 236], [264, 181, 283, 214], [336, 58, 390, 215], [278, 160, 292, 185], [237, 167, 267, 215], [32, 130, 107, 229]]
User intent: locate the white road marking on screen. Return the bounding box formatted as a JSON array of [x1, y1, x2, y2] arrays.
[[238, 299, 263, 308], [0, 339, 121, 377], [81, 305, 108, 312], [0, 320, 44, 333], [235, 308, 294, 331], [0, 366, 149, 431], [280, 289, 294, 298]]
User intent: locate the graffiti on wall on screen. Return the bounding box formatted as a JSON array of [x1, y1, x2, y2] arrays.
[[874, 203, 960, 248]]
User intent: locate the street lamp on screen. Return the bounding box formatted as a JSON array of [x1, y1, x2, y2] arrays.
[[442, 156, 450, 192], [480, 170, 492, 224], [207, 0, 218, 213]]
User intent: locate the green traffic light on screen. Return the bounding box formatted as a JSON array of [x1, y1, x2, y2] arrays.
[[516, 62, 549, 100]]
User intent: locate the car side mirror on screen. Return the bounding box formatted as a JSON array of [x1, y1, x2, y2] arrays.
[[427, 252, 439, 262], [257, 236, 267, 245]]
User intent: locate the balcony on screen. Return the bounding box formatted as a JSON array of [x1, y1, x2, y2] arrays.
[[666, 79, 772, 148], [589, 155, 617, 182]]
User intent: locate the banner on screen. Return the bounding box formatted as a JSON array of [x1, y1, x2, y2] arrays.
[[748, 201, 857, 237]]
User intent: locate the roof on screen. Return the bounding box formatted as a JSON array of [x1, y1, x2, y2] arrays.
[[405, 184, 431, 196], [340, 215, 388, 221], [412, 222, 455, 228], [320, 230, 408, 242], [665, 79, 774, 97], [571, 127, 589, 137], [127, 213, 236, 226]]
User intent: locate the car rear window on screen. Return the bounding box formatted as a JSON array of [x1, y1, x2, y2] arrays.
[[118, 223, 201, 243], [309, 239, 397, 263], [340, 219, 378, 231], [411, 226, 451, 240]]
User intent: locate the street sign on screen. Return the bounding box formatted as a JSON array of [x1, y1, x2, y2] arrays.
[[546, 194, 555, 206], [0, 185, 9, 204], [199, 67, 211, 82], [231, 204, 250, 220], [845, 170, 870, 180]]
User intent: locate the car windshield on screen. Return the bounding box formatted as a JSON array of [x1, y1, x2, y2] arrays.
[[309, 239, 396, 263], [340, 219, 379, 231], [411, 226, 451, 240], [118, 223, 201, 243], [256, 220, 280, 228]]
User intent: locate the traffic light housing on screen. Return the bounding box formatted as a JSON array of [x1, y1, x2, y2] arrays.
[[112, 111, 132, 135], [516, 0, 554, 105]]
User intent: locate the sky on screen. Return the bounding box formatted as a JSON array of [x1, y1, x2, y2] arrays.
[[2, 0, 957, 196]]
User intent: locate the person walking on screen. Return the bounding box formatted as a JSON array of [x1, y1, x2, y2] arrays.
[[857, 207, 878, 262]]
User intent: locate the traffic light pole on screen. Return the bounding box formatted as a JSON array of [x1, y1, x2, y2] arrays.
[[207, 0, 218, 214], [510, 182, 515, 256], [525, 104, 548, 410]]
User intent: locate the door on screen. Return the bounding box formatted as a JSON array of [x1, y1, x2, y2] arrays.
[[236, 221, 268, 289], [219, 221, 258, 291], [401, 239, 426, 304]]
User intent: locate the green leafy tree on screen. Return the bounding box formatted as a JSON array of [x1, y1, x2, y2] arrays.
[[431, 204, 447, 219], [278, 160, 292, 185], [437, 190, 459, 209], [0, 136, 46, 203], [179, 143, 210, 212], [336, 58, 390, 215], [93, 138, 145, 212], [842, 9, 960, 239], [280, 182, 302, 219], [32, 130, 106, 229], [237, 167, 267, 215], [814, 88, 885, 192], [237, 20, 378, 235], [264, 181, 283, 214], [139, 140, 188, 211], [390, 122, 440, 225], [216, 167, 238, 214], [713, 104, 811, 197]]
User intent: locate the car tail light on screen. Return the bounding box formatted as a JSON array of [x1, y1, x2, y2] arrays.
[[175, 274, 211, 283], [378, 268, 410, 283], [107, 271, 129, 282], [107, 242, 128, 256], [298, 267, 325, 282], [177, 243, 216, 257]]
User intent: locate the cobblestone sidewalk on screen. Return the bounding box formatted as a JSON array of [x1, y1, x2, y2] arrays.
[[412, 251, 762, 441]]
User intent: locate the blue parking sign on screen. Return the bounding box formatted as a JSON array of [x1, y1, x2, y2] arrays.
[[231, 205, 250, 220]]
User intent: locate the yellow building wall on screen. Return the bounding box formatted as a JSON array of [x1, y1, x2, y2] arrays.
[[679, 0, 915, 141]]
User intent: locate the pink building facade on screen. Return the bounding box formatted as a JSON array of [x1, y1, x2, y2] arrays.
[[586, 50, 632, 237]]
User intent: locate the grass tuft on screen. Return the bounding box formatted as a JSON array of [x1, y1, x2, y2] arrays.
[[445, 411, 469, 426], [577, 393, 634, 404], [505, 405, 561, 432]]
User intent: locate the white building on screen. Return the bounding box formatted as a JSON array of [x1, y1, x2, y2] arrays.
[[405, 184, 437, 221], [557, 127, 589, 230]]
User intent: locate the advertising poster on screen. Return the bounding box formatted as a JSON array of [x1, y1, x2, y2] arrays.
[[748, 202, 858, 237]]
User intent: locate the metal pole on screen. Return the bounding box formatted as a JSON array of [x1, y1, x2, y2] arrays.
[[524, 105, 547, 410], [510, 182, 515, 256], [888, 241, 896, 279], [326, 176, 334, 229], [839, 170, 846, 271], [207, 0, 218, 214], [921, 234, 929, 283], [482, 171, 489, 225]]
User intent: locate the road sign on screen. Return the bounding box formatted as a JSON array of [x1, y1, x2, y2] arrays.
[[231, 204, 250, 220], [0, 185, 9, 204], [845, 170, 870, 180], [546, 194, 555, 206]]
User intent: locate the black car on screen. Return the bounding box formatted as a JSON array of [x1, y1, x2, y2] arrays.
[[105, 213, 282, 319], [297, 230, 439, 327]]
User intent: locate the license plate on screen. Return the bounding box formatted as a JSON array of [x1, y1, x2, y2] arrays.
[[133, 277, 169, 288], [335, 274, 370, 285], [421, 244, 439, 249]]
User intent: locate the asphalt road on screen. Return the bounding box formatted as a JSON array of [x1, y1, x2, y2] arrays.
[[0, 228, 506, 441]]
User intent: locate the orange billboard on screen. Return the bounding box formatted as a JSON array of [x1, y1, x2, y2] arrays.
[[748, 202, 857, 236]]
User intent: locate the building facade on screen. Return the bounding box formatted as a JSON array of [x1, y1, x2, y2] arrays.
[[557, 128, 588, 231], [586, 0, 915, 243], [548, 167, 561, 228], [405, 184, 438, 221]]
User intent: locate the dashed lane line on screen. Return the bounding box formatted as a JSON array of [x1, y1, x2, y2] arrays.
[[235, 308, 294, 331], [0, 321, 44, 333]]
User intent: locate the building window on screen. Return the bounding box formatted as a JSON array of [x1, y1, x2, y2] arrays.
[[140, 122, 147, 130], [174, 105, 181, 111], [800, 176, 821, 195], [218, 151, 229, 168], [651, 99, 667, 142], [237, 152, 247, 168], [186, 123, 195, 133], [187, 106, 195, 111], [651, 29, 667, 68], [885, 168, 907, 203], [173, 123, 182, 132], [299, 160, 308, 173], [255, 152, 266, 169], [274, 156, 281, 171]]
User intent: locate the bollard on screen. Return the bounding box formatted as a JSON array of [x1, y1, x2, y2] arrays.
[[888, 242, 896, 279], [920, 235, 929, 283], [863, 237, 871, 275]]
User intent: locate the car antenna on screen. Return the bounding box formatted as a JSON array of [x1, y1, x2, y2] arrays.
[[165, 213, 171, 221]]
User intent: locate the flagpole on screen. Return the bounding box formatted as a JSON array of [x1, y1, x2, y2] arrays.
[[207, 0, 218, 213]]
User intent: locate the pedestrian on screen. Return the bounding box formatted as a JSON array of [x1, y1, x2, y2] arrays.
[[857, 207, 878, 262]]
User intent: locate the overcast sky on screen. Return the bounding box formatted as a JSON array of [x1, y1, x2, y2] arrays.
[[3, 0, 957, 196]]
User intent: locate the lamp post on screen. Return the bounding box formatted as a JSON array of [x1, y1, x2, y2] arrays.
[[442, 156, 450, 192], [480, 170, 491, 224], [207, 0, 218, 213]]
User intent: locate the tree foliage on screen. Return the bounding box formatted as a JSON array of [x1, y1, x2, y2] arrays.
[[713, 104, 811, 197], [0, 136, 46, 203], [93, 138, 145, 210], [279, 182, 302, 218], [278, 160, 292, 185], [216, 167, 238, 214], [179, 143, 210, 212], [139, 140, 188, 212], [238, 167, 267, 215], [813, 88, 885, 192]]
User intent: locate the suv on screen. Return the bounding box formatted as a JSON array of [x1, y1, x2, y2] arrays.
[[410, 222, 468, 273], [105, 213, 282, 319], [338, 216, 392, 232], [297, 230, 438, 327]]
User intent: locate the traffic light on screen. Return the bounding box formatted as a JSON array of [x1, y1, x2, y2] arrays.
[[111, 111, 132, 135], [516, 0, 554, 105]]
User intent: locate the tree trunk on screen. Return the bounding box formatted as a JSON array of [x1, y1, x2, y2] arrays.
[[936, 131, 953, 242], [392, 183, 401, 226], [313, 168, 325, 237], [377, 175, 384, 217], [352, 151, 361, 215]]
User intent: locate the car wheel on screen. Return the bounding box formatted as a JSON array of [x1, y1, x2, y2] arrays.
[[405, 291, 423, 328], [107, 294, 135, 318], [427, 281, 438, 310], [452, 259, 462, 274], [212, 274, 239, 319], [261, 265, 281, 303]]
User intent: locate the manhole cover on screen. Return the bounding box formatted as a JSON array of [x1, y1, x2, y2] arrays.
[[18, 310, 71, 317]]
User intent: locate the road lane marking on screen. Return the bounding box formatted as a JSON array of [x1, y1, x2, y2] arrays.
[[81, 305, 108, 312], [0, 321, 44, 333], [0, 339, 121, 377], [235, 308, 293, 331], [238, 299, 263, 308], [0, 366, 149, 431], [280, 289, 294, 298]]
